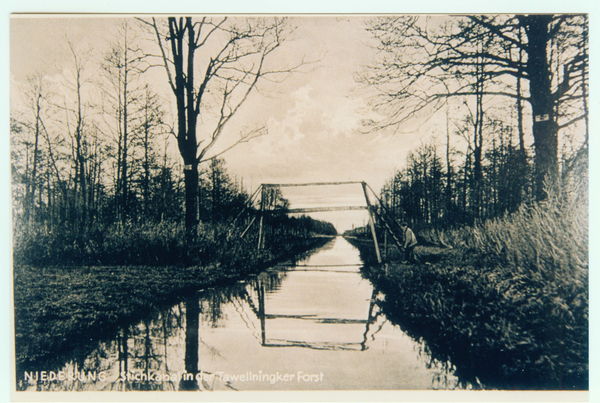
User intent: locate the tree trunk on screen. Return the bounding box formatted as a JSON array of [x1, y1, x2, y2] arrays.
[[515, 45, 528, 207], [169, 17, 200, 243], [445, 104, 453, 220], [184, 165, 199, 242], [143, 119, 150, 217], [26, 94, 42, 230], [472, 56, 485, 221], [121, 64, 129, 224], [525, 15, 559, 201]]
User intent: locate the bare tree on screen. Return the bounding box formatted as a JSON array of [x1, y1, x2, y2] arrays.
[[101, 21, 148, 223], [359, 14, 588, 201], [141, 16, 302, 241], [17, 74, 49, 230], [55, 39, 96, 231], [131, 86, 167, 218]]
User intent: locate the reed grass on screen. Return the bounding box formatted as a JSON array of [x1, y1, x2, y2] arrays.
[[424, 162, 588, 287], [352, 157, 588, 389]]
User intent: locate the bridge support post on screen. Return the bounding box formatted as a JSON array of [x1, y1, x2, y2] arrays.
[[384, 230, 388, 262], [257, 185, 265, 251], [362, 182, 382, 264]]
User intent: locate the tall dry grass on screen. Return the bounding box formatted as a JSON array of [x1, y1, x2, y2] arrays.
[[425, 154, 588, 288], [366, 152, 589, 389]]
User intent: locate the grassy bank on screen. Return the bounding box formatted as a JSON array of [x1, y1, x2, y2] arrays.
[[14, 232, 333, 375], [347, 177, 588, 390], [13, 221, 264, 267]]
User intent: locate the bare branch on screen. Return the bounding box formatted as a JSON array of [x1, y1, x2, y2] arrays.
[[200, 126, 267, 163]]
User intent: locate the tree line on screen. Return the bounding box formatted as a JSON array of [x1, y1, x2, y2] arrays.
[[12, 15, 588, 256], [10, 17, 324, 265], [357, 14, 588, 229], [11, 21, 178, 237]]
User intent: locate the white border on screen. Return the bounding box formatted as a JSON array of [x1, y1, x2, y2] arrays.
[[3, 1, 598, 403]]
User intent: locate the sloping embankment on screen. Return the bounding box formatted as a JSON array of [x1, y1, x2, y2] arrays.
[[346, 236, 588, 390], [14, 236, 334, 380]]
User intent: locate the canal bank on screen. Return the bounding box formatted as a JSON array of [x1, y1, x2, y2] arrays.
[[16, 236, 469, 391], [345, 236, 588, 390], [13, 235, 333, 386]]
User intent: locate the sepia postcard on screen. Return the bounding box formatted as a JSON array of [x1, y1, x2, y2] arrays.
[[8, 10, 591, 402]]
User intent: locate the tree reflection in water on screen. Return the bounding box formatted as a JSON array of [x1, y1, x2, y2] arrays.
[[17, 255, 467, 391]]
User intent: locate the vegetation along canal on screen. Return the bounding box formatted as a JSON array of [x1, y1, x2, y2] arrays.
[[17, 237, 470, 391], [12, 14, 588, 394]]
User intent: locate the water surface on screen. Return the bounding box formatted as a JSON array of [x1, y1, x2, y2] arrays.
[[20, 237, 464, 391]]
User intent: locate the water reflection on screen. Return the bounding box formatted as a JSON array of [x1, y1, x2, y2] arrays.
[[18, 306, 184, 391], [180, 296, 200, 391], [245, 275, 380, 352], [18, 237, 467, 391]]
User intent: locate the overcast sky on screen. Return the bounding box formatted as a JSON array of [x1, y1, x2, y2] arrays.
[[8, 10, 595, 232], [10, 15, 444, 231]]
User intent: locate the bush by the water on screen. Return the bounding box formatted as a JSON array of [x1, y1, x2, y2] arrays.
[[13, 221, 188, 266], [365, 259, 587, 389], [13, 220, 305, 267]]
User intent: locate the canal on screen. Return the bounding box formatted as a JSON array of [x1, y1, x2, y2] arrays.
[[19, 236, 466, 391]]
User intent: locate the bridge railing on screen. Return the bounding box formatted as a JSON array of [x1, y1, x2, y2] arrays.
[[232, 181, 405, 265]]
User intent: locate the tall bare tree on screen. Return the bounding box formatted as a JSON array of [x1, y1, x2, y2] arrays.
[[142, 16, 300, 241], [359, 14, 588, 201], [16, 74, 50, 230], [57, 39, 95, 231], [101, 21, 148, 223]]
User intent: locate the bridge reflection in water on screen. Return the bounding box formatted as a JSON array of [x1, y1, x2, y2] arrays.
[[19, 237, 464, 392]]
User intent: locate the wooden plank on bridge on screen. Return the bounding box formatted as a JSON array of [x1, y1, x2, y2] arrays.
[[262, 181, 364, 188], [282, 206, 367, 213]]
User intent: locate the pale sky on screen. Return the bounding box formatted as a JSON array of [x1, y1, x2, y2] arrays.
[[10, 15, 439, 232], [8, 10, 595, 232]]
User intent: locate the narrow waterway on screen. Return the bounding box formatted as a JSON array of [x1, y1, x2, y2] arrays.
[[20, 237, 465, 391]]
